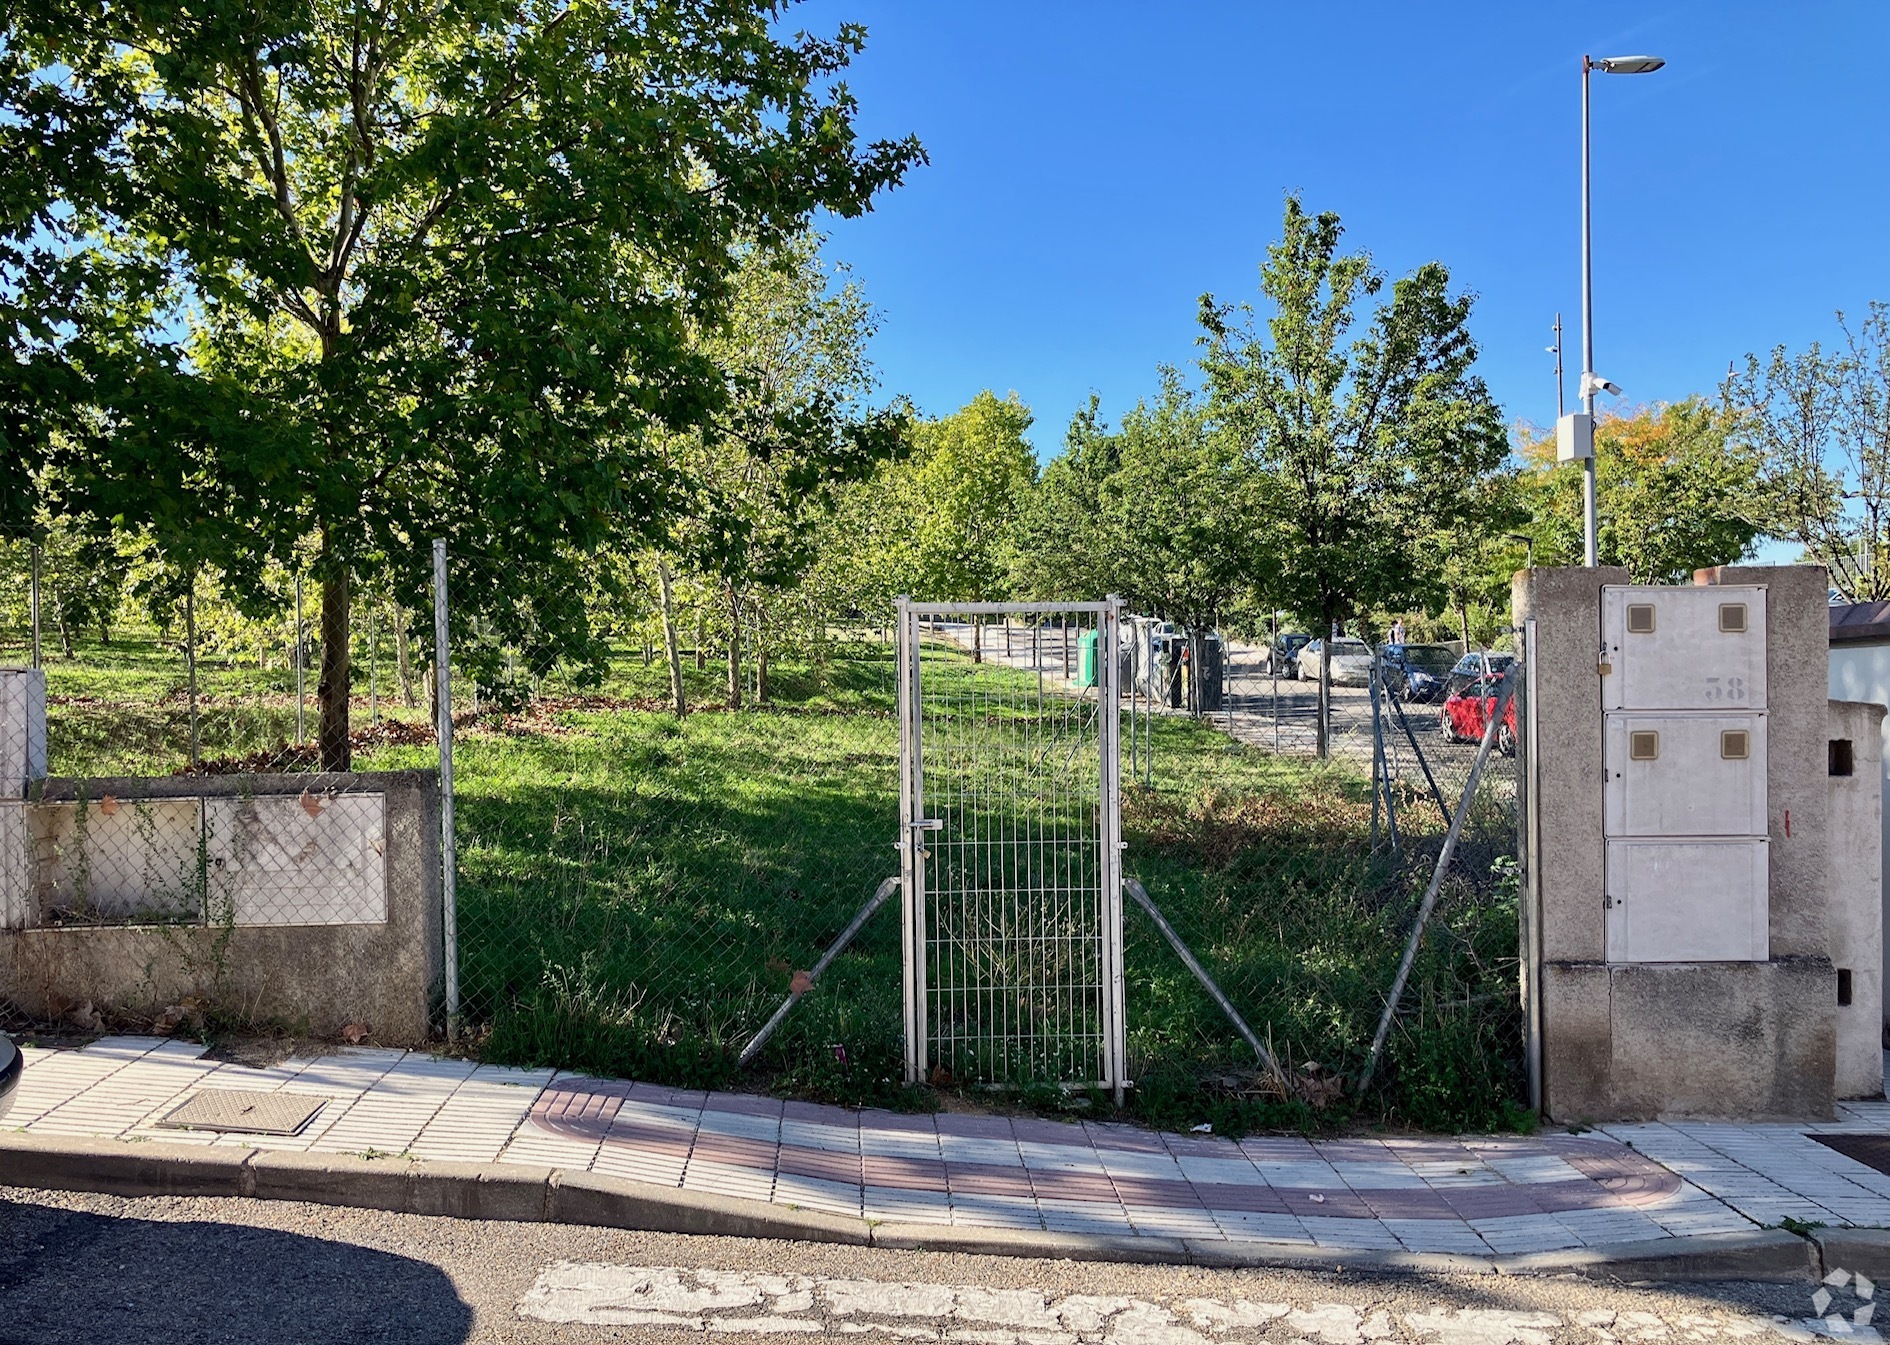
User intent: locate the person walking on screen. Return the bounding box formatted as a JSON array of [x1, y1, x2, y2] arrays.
[[1389, 618, 1406, 646]]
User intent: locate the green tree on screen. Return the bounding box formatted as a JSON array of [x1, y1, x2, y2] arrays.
[[1729, 304, 1890, 601], [1011, 374, 1264, 631], [5, 0, 922, 766], [1007, 397, 1121, 604], [815, 391, 1035, 644], [659, 233, 902, 711], [1430, 470, 1528, 650], [1520, 400, 1762, 583], [1198, 197, 1507, 756]]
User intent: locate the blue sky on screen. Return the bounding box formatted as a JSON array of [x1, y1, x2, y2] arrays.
[[799, 1, 1890, 472]]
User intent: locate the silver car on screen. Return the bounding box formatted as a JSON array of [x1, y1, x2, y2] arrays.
[[1297, 637, 1374, 686]]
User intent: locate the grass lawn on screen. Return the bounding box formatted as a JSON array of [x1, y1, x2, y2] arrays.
[[24, 625, 1527, 1132]]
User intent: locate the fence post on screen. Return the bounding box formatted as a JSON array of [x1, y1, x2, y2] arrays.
[[1101, 597, 1126, 1104], [433, 539, 460, 1039], [294, 576, 306, 743], [1270, 612, 1279, 752], [29, 544, 40, 670], [368, 600, 378, 727], [185, 581, 199, 767]]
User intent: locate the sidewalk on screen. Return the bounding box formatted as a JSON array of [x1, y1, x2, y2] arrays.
[[12, 1037, 1890, 1262]]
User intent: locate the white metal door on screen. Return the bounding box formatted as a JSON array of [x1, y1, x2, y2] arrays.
[[897, 598, 1125, 1094]]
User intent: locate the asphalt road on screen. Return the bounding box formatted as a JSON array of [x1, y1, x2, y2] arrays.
[[0, 1186, 1849, 1344]]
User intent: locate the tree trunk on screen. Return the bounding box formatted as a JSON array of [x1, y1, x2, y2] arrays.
[[657, 559, 686, 717], [317, 558, 352, 771], [1459, 604, 1471, 654], [57, 613, 73, 659], [725, 585, 743, 709], [694, 610, 705, 670], [394, 604, 418, 708], [972, 616, 983, 664]]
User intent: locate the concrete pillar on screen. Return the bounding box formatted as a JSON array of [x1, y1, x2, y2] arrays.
[[1516, 565, 1837, 1122], [0, 667, 46, 798]]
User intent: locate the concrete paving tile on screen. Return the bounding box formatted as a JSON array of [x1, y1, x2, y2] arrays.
[[948, 1193, 1043, 1231], [1210, 1212, 1314, 1244], [1017, 1141, 1108, 1174], [1382, 1220, 1495, 1255], [1174, 1156, 1261, 1186], [1123, 1205, 1221, 1239], [863, 1186, 951, 1222], [1301, 1217, 1402, 1249]]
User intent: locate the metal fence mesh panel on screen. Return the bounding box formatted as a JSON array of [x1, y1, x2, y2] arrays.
[[0, 522, 1528, 1125], [903, 605, 1122, 1090]]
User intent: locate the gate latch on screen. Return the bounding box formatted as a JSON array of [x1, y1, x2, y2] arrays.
[[897, 819, 944, 852]]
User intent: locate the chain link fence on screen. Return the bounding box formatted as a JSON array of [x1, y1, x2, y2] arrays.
[[1, 526, 1527, 1125]]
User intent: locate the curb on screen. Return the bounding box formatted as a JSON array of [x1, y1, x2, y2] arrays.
[[1809, 1227, 1890, 1279], [1494, 1230, 1816, 1283], [0, 1133, 1817, 1279]]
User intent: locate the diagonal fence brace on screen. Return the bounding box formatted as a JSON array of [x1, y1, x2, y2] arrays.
[[737, 875, 900, 1068], [1357, 665, 1520, 1097], [1124, 876, 1290, 1096]]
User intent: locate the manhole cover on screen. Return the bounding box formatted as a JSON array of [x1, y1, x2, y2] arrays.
[[158, 1089, 326, 1136], [1810, 1133, 1890, 1175]]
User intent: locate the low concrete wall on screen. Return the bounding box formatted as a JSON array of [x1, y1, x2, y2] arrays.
[[1542, 959, 1835, 1122], [1829, 700, 1886, 1099], [0, 772, 440, 1043]]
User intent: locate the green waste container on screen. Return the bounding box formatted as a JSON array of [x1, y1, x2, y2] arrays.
[[1077, 629, 1100, 688]]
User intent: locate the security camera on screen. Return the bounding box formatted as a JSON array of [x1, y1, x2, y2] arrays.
[[1581, 372, 1622, 397]]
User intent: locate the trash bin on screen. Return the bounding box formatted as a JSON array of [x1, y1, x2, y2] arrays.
[[1077, 629, 1100, 688], [1190, 632, 1225, 713]]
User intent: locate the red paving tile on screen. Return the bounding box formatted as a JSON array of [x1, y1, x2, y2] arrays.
[[1025, 1169, 1120, 1203], [778, 1147, 864, 1183], [861, 1154, 950, 1190], [1278, 1187, 1372, 1219], [945, 1163, 1036, 1199]]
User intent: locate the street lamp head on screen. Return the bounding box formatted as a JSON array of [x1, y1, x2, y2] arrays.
[[1596, 54, 1665, 74]]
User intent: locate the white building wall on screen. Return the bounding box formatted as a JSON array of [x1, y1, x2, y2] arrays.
[[1830, 642, 1890, 1045]]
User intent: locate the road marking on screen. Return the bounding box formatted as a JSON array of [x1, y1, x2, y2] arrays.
[[516, 1263, 1846, 1343]]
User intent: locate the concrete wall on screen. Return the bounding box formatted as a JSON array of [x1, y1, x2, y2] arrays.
[[0, 667, 46, 798], [1828, 639, 1890, 1037], [0, 772, 440, 1043], [1829, 699, 1885, 1098], [1516, 565, 1838, 1122]]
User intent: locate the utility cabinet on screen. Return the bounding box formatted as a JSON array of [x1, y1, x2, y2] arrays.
[[1601, 585, 1770, 963]]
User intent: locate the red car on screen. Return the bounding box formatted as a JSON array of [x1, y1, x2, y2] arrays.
[[1439, 654, 1518, 755]]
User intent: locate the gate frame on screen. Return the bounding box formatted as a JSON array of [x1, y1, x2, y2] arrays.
[[895, 597, 1126, 1098]]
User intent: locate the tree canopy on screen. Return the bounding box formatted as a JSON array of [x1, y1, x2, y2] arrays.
[[3, 0, 923, 764], [1519, 400, 1762, 583], [1730, 304, 1890, 601], [1198, 196, 1506, 750]]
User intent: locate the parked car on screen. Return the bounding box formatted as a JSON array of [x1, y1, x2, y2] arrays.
[[1439, 652, 1518, 753], [1296, 637, 1374, 686], [1379, 643, 1458, 703], [1271, 632, 1311, 677], [0, 1035, 18, 1121]]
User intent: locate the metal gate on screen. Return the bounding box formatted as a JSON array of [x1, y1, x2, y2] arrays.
[[896, 598, 1126, 1096]]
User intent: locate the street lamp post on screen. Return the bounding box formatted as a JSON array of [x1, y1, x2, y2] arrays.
[[1579, 52, 1664, 567]]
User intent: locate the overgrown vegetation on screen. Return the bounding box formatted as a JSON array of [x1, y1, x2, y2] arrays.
[[20, 619, 1524, 1132]]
